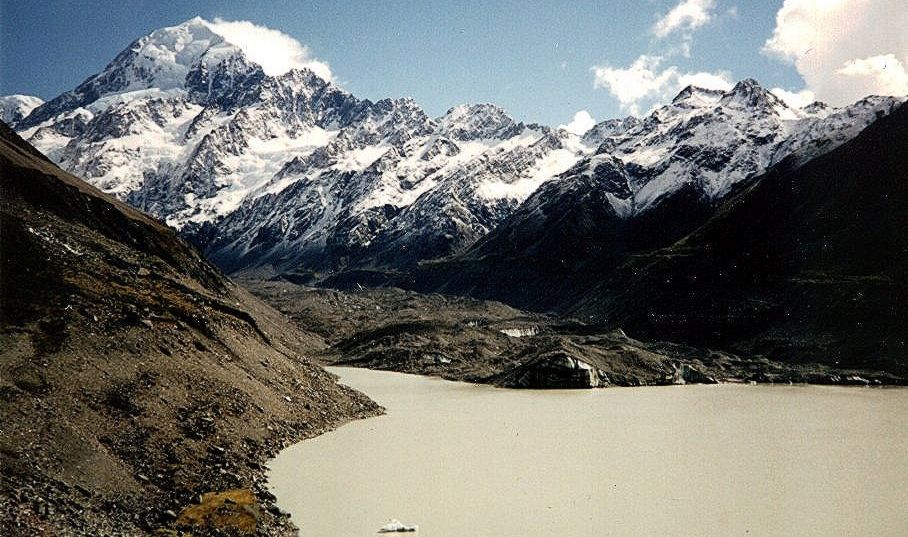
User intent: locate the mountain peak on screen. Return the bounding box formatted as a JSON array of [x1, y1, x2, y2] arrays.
[[721, 78, 788, 110], [438, 103, 518, 141], [182, 15, 209, 26], [726, 78, 771, 101], [732, 77, 762, 91], [0, 94, 44, 124], [671, 85, 726, 106], [62, 17, 240, 99]]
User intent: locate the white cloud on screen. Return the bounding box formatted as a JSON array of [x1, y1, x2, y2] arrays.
[[593, 55, 732, 115], [677, 71, 734, 92], [592, 55, 675, 114], [205, 18, 333, 80], [770, 87, 817, 109], [837, 54, 908, 95], [653, 0, 717, 38], [763, 0, 907, 105], [559, 110, 596, 135]]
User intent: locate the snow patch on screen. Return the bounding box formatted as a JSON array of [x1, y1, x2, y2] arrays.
[[26, 226, 82, 256], [500, 327, 539, 338], [333, 145, 391, 172]]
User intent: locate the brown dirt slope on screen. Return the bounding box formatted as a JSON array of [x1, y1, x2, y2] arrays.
[[0, 122, 380, 536]]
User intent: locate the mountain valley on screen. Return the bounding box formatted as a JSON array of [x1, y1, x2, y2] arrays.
[[2, 13, 907, 536]]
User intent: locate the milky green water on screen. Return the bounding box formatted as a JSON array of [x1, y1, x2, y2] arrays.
[[268, 367, 908, 537]]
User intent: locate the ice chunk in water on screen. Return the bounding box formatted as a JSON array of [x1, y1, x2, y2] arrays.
[[377, 518, 418, 533]]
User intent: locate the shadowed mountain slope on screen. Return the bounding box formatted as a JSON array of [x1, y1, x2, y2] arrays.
[[576, 103, 908, 375]]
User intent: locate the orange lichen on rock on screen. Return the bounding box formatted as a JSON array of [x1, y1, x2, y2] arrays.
[[176, 488, 259, 534]]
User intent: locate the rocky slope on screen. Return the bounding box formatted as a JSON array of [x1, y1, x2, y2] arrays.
[[0, 122, 379, 536], [245, 280, 904, 388]]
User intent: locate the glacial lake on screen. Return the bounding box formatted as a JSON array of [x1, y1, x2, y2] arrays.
[[268, 367, 908, 536]]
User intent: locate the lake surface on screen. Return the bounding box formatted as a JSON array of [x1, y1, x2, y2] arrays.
[[268, 367, 908, 536]]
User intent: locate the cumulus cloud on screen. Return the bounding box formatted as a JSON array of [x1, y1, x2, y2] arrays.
[[837, 54, 908, 93], [592, 55, 673, 114], [206, 18, 333, 80], [653, 0, 717, 38], [770, 87, 817, 109], [593, 55, 732, 115], [763, 0, 907, 105], [559, 110, 596, 135], [677, 71, 734, 92]]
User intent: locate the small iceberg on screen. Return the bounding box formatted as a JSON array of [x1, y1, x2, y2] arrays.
[[377, 518, 418, 533]]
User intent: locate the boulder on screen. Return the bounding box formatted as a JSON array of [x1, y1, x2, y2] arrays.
[[669, 363, 718, 385], [505, 352, 604, 389]]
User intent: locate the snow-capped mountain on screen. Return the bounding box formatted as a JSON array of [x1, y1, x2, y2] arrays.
[[6, 18, 903, 278], [200, 102, 585, 273], [421, 82, 903, 311], [9, 17, 593, 273], [525, 81, 902, 223], [0, 95, 44, 124], [567, 79, 901, 217], [9, 18, 592, 271], [573, 102, 908, 373], [15, 17, 363, 227]]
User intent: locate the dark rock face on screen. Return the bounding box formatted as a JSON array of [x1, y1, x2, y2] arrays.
[[669, 363, 718, 385], [501, 353, 606, 389], [575, 103, 908, 376]]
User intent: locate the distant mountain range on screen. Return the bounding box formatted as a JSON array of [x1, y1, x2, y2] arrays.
[[4, 17, 906, 376], [7, 18, 903, 277], [417, 102, 908, 376]]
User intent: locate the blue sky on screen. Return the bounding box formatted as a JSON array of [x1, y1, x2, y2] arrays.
[[1, 1, 904, 125]]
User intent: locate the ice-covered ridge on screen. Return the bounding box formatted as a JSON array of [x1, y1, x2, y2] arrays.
[[170, 125, 339, 226], [576, 81, 905, 214], [0, 95, 44, 124]]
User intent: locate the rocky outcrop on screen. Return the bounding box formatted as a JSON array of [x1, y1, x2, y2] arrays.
[[500, 352, 608, 389], [669, 363, 718, 385]]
